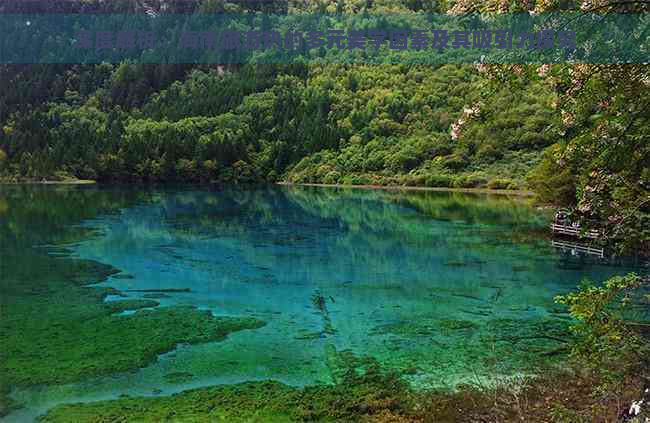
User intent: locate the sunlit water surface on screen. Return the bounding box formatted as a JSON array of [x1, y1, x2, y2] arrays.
[[1, 185, 644, 422]]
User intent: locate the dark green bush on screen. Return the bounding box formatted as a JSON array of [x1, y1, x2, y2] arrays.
[[555, 274, 648, 390], [476, 144, 504, 163], [403, 174, 426, 187], [342, 175, 371, 186], [322, 171, 341, 185], [443, 153, 469, 171], [425, 174, 454, 187]]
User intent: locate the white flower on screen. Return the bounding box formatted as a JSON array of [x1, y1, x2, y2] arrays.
[[630, 399, 644, 416]]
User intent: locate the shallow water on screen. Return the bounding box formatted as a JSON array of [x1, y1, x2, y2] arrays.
[[0, 185, 643, 421]]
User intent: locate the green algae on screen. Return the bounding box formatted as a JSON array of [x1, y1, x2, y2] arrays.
[[41, 382, 299, 422], [163, 372, 195, 384], [0, 187, 269, 416], [142, 293, 172, 299], [105, 299, 160, 313], [371, 319, 479, 338], [366, 315, 573, 384], [324, 345, 383, 385], [293, 331, 324, 340], [438, 319, 480, 332], [125, 288, 192, 293], [111, 273, 135, 279], [511, 265, 532, 272], [481, 318, 572, 344], [40, 349, 413, 423], [0, 250, 265, 416], [0, 191, 267, 418]]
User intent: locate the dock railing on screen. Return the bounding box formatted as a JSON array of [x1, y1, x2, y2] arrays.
[[550, 223, 600, 239], [551, 239, 605, 258]]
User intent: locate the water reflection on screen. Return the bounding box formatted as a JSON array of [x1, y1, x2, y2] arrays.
[[0, 185, 644, 421]]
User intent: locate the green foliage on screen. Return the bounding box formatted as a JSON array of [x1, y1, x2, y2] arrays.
[[490, 63, 649, 254], [282, 64, 554, 189], [526, 144, 576, 206], [546, 64, 649, 255], [1, 60, 554, 189], [425, 174, 454, 188], [555, 274, 647, 386], [549, 403, 591, 423]]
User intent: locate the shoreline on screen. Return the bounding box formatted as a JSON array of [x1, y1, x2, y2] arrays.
[[0, 179, 534, 197], [278, 181, 535, 197], [0, 179, 96, 185]]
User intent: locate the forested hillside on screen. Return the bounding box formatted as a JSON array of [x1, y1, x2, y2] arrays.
[[0, 0, 647, 253], [0, 63, 555, 188]]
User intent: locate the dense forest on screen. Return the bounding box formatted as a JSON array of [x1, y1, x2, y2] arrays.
[[0, 0, 648, 254]]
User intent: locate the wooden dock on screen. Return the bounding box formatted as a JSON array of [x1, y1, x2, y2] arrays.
[[550, 223, 600, 239]]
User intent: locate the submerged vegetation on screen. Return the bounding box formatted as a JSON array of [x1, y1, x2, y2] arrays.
[[35, 273, 650, 422], [41, 356, 415, 423], [0, 187, 266, 417], [0, 248, 265, 417]]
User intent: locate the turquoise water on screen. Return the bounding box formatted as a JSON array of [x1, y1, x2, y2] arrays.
[[1, 185, 643, 421]]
